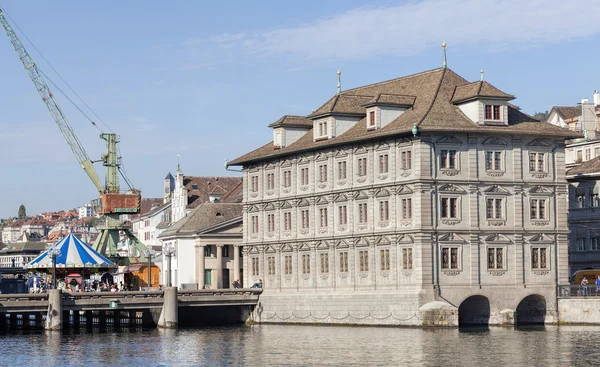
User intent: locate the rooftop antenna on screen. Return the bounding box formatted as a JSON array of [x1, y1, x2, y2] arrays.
[[442, 42, 447, 68], [480, 69, 484, 82], [337, 70, 342, 95]]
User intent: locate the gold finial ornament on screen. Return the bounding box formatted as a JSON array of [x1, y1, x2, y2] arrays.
[[442, 42, 447, 68]]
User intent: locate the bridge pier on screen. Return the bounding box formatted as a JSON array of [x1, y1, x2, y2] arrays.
[[45, 289, 63, 331], [157, 287, 178, 328]]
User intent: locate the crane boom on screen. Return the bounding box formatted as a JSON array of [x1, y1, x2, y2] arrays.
[[0, 9, 104, 194]]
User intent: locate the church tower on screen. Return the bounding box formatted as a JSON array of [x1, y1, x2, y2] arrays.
[[163, 172, 175, 203]]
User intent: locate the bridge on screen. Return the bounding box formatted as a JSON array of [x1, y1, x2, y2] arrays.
[[0, 288, 262, 330]]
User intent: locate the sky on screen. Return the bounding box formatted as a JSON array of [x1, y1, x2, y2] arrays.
[[0, 0, 599, 218]]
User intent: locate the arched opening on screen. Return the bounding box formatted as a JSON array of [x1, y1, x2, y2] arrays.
[[458, 295, 491, 326], [515, 295, 546, 325]]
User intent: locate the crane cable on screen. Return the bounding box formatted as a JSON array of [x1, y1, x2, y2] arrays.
[[1, 5, 113, 134]]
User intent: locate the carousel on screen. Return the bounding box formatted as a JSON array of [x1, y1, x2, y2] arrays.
[[27, 234, 117, 291]]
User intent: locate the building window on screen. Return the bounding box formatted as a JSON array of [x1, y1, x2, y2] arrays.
[[595, 147, 600, 157], [529, 153, 545, 172], [252, 257, 259, 276], [338, 161, 347, 180], [379, 154, 389, 174], [144, 232, 150, 241], [320, 253, 329, 273], [485, 151, 502, 171], [204, 246, 211, 257], [487, 248, 504, 270], [284, 212, 292, 231], [357, 157, 367, 177], [586, 149, 591, 161], [267, 214, 275, 232], [339, 205, 348, 225], [339, 252, 348, 272], [318, 164, 328, 183], [592, 237, 599, 251], [302, 254, 310, 274], [531, 247, 548, 269], [358, 203, 368, 224], [440, 150, 457, 169], [380, 249, 390, 271], [592, 193, 600, 207], [144, 219, 150, 227], [283, 170, 291, 188], [317, 120, 328, 138], [441, 197, 458, 219], [441, 247, 459, 270], [301, 209, 310, 229], [530, 199, 547, 220], [300, 167, 309, 186], [266, 173, 275, 190], [284, 255, 292, 275], [577, 194, 585, 208], [402, 198, 412, 220], [267, 256, 275, 276], [485, 105, 501, 120], [251, 176, 259, 192], [402, 248, 413, 270], [401, 151, 412, 170], [319, 208, 328, 227], [577, 238, 586, 252], [251, 216, 259, 233], [359, 250, 369, 272], [369, 110, 376, 128], [222, 246, 229, 257], [486, 198, 503, 219], [379, 201, 389, 221]]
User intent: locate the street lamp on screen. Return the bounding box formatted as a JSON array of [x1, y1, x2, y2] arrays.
[[46, 244, 62, 290], [144, 247, 157, 289], [162, 242, 176, 287]]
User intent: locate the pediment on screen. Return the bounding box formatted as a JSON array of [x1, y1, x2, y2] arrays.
[[333, 193, 348, 202], [334, 148, 349, 157], [280, 201, 292, 209], [528, 233, 554, 244], [248, 164, 259, 173], [396, 138, 412, 147], [374, 188, 391, 198], [315, 196, 329, 205], [265, 162, 277, 170], [248, 246, 260, 254], [315, 240, 330, 250], [439, 184, 465, 193], [437, 135, 463, 145], [315, 152, 329, 161], [296, 198, 311, 207], [529, 185, 552, 194], [485, 233, 512, 244], [397, 234, 414, 245], [374, 236, 391, 246], [527, 138, 551, 147], [335, 238, 350, 248], [482, 137, 508, 146], [298, 155, 311, 164], [298, 242, 312, 251], [264, 202, 276, 211], [395, 185, 413, 195], [438, 232, 466, 243], [281, 243, 294, 252], [375, 141, 391, 151], [248, 205, 260, 213], [264, 245, 277, 253], [484, 185, 510, 195], [280, 159, 292, 167], [353, 145, 369, 154], [354, 237, 371, 247], [352, 190, 370, 200]]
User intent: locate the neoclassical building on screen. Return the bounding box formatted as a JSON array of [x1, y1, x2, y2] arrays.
[[228, 66, 577, 326]]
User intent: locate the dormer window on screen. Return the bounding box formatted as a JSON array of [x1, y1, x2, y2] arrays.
[[485, 105, 501, 121], [274, 131, 282, 148], [368, 110, 376, 129], [315, 119, 329, 140]]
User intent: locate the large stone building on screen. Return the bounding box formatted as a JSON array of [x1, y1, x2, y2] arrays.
[[228, 65, 577, 326]]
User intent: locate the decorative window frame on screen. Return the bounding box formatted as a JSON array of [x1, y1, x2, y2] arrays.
[[298, 164, 310, 191], [439, 232, 465, 275], [355, 155, 368, 183], [439, 193, 462, 225], [439, 149, 461, 176], [528, 187, 551, 226], [314, 118, 329, 141]]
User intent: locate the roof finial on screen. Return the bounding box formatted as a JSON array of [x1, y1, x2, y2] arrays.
[[480, 69, 484, 82], [177, 154, 181, 172], [442, 42, 447, 68], [337, 70, 342, 95]]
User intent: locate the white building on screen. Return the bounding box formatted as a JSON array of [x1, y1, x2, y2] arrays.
[[78, 204, 94, 219]]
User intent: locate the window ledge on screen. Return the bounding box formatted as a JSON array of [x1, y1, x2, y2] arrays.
[[314, 136, 329, 142]]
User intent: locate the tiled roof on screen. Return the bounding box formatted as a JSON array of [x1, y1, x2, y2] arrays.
[[308, 94, 373, 117], [0, 241, 48, 253], [229, 68, 580, 166], [551, 106, 581, 121], [567, 157, 600, 176], [158, 202, 242, 237], [220, 180, 244, 203], [184, 176, 242, 208], [140, 198, 164, 216], [451, 80, 515, 104], [361, 93, 416, 107], [268, 115, 313, 128]]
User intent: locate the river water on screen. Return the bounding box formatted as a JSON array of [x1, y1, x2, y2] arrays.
[[0, 324, 599, 366]]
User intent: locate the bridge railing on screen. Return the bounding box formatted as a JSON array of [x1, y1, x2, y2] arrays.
[[177, 288, 263, 297], [64, 291, 164, 301], [557, 284, 600, 297], [0, 293, 49, 302]]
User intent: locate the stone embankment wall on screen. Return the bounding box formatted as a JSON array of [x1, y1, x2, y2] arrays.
[[558, 298, 600, 324]]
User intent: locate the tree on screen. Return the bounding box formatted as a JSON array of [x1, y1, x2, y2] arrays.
[[85, 217, 98, 227], [18, 204, 26, 220], [532, 110, 549, 122]]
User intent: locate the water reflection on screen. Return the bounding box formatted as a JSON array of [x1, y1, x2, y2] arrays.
[[1, 325, 600, 366]]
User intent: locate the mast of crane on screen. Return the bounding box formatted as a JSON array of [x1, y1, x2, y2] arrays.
[[0, 9, 104, 194]]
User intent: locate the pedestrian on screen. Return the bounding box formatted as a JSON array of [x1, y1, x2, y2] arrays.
[[581, 276, 589, 296], [596, 276, 600, 296]]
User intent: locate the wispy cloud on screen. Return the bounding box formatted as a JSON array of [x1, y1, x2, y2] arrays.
[[183, 0, 600, 64]]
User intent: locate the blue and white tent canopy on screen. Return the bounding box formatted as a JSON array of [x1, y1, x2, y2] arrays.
[[27, 234, 116, 269]]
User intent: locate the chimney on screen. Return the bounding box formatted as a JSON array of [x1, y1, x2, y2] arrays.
[[594, 90, 600, 107]]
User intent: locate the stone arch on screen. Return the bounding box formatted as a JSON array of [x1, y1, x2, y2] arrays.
[[458, 295, 491, 326], [515, 294, 547, 325]]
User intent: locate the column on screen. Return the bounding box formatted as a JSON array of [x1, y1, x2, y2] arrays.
[[45, 289, 62, 330], [216, 244, 224, 289], [196, 241, 205, 289], [233, 245, 240, 285]]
